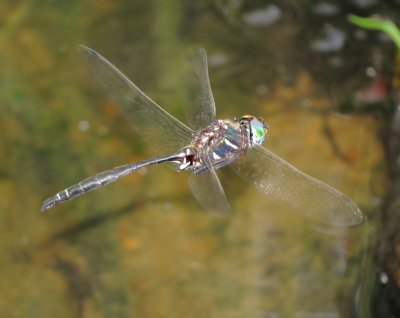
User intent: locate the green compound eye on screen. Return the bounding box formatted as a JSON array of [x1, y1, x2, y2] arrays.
[[249, 118, 267, 145]]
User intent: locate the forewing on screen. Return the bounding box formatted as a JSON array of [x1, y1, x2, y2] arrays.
[[186, 48, 217, 130], [230, 146, 362, 226], [188, 152, 230, 215], [79, 45, 193, 153]]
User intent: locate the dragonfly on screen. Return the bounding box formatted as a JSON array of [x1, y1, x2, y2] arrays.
[[41, 46, 362, 226]]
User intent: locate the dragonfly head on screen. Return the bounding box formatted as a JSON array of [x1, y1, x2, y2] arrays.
[[239, 115, 269, 146]]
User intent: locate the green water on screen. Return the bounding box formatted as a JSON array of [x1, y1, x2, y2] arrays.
[[0, 1, 395, 317]]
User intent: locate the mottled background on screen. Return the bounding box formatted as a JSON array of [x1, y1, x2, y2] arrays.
[[0, 0, 398, 317]]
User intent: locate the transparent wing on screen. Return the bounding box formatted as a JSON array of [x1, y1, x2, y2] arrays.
[[79, 45, 193, 153], [188, 152, 230, 215], [186, 48, 217, 130], [230, 145, 362, 226]]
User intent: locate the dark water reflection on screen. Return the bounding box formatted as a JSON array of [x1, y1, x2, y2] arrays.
[[0, 1, 398, 317]]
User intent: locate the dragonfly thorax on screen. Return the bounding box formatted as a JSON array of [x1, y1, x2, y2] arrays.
[[175, 120, 248, 173], [192, 120, 231, 150]]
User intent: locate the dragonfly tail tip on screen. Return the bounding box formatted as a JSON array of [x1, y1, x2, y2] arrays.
[[41, 197, 56, 212]]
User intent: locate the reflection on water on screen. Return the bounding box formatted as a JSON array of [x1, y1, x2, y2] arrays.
[[0, 0, 397, 317]]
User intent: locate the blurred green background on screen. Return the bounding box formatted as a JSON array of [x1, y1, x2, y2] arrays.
[[0, 1, 398, 317]]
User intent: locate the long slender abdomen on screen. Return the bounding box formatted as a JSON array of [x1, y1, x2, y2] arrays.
[[41, 153, 184, 211]]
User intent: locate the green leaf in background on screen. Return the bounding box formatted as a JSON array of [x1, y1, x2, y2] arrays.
[[348, 14, 400, 51]]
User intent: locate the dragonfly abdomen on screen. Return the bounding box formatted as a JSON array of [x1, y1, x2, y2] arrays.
[[42, 154, 185, 211]]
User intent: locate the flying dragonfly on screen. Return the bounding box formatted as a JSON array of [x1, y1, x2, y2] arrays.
[[41, 46, 362, 226]]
